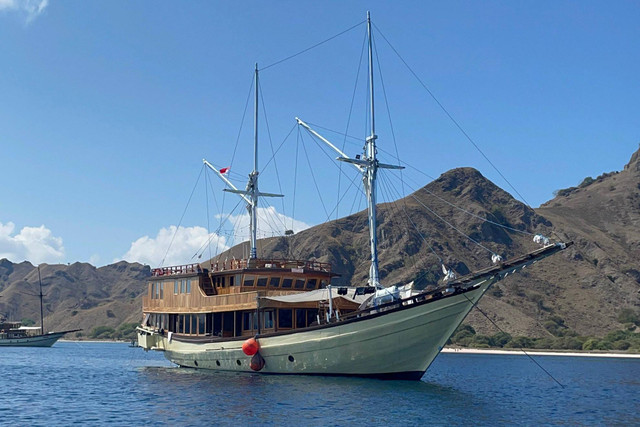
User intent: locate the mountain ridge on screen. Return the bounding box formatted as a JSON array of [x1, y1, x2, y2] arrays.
[[1, 147, 639, 339]]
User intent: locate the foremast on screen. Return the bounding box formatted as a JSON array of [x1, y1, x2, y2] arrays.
[[204, 64, 282, 262], [297, 12, 402, 289]]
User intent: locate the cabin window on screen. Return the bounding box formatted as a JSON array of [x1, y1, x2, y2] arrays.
[[198, 314, 205, 334], [191, 315, 197, 334], [257, 277, 268, 287], [184, 315, 191, 334], [243, 275, 255, 287], [222, 312, 234, 337], [294, 278, 305, 289], [296, 308, 319, 328], [180, 280, 185, 293], [205, 313, 213, 334], [269, 277, 280, 287], [233, 275, 241, 286], [282, 278, 293, 288], [306, 279, 317, 290], [177, 315, 184, 333], [159, 282, 164, 299], [263, 310, 274, 329], [221, 276, 226, 287], [174, 280, 179, 294], [296, 309, 305, 328], [243, 311, 257, 331], [186, 279, 191, 294], [150, 283, 155, 299], [307, 309, 319, 326], [278, 309, 293, 328]]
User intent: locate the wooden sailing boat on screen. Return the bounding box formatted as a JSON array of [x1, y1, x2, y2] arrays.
[[136, 13, 570, 379], [0, 266, 80, 347]]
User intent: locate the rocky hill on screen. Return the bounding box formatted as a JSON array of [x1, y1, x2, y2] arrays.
[[2, 147, 639, 339], [0, 260, 148, 335]]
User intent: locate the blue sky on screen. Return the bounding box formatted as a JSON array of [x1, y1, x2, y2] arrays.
[[1, 1, 638, 267]]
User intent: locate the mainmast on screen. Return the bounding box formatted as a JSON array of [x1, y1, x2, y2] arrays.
[[296, 11, 403, 289], [364, 10, 380, 288]]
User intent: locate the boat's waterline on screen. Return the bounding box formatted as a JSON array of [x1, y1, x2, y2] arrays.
[[138, 279, 492, 379]]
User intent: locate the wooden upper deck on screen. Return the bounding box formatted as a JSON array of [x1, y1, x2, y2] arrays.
[[143, 258, 336, 314]]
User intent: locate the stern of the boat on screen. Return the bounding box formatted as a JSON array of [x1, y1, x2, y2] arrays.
[[136, 326, 162, 351]]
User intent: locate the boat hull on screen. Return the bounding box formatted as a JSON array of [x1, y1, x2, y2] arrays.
[[139, 278, 494, 380], [0, 331, 67, 347]]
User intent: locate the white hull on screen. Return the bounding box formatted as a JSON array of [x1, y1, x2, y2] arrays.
[[139, 279, 493, 380], [0, 331, 67, 347]]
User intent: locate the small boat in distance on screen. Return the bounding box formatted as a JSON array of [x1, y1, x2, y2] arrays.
[[0, 318, 79, 347], [136, 12, 571, 379], [0, 266, 80, 347]]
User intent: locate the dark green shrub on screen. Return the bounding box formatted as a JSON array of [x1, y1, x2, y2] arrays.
[[90, 326, 116, 339], [489, 332, 512, 347]]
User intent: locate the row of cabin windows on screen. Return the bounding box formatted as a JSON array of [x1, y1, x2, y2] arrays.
[[211, 274, 323, 290], [145, 308, 321, 336], [242, 276, 319, 290], [212, 275, 236, 288], [150, 280, 191, 299], [174, 279, 191, 294]]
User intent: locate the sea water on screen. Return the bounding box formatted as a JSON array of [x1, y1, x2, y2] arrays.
[[1, 342, 638, 425]]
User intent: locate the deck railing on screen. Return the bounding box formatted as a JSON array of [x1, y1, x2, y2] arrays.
[[151, 263, 202, 277], [207, 258, 332, 273], [151, 258, 332, 277]]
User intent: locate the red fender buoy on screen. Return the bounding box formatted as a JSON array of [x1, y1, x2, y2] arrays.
[[250, 351, 265, 371], [242, 337, 260, 356]]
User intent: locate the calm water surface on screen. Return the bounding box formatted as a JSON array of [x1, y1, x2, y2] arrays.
[[1, 342, 638, 425]]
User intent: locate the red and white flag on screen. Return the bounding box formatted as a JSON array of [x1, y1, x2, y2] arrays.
[[219, 167, 230, 174]]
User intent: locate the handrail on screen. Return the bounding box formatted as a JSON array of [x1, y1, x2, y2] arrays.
[[207, 258, 332, 274], [150, 263, 203, 277]]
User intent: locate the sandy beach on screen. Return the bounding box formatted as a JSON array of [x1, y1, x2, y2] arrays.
[[442, 347, 640, 358]]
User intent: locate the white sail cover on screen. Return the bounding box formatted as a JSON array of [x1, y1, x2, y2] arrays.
[[262, 288, 370, 305]]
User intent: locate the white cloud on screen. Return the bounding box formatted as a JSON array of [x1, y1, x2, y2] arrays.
[[120, 225, 228, 267], [88, 254, 101, 266], [121, 207, 310, 267], [0, 221, 65, 264], [0, 0, 48, 23], [223, 206, 311, 242]]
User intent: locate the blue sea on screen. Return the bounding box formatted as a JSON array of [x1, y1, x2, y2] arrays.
[[1, 342, 638, 425]]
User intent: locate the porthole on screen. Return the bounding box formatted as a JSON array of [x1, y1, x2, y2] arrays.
[[194, 360, 198, 367], [288, 355, 295, 362], [216, 360, 221, 366], [236, 360, 241, 366]]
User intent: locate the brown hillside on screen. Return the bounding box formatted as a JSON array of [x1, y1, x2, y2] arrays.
[[0, 260, 148, 334], [2, 148, 638, 339]]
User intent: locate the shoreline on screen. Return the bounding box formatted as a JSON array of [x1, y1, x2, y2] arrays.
[[58, 339, 640, 358], [442, 347, 640, 358]]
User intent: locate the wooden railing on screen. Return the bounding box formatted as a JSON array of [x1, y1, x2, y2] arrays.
[[151, 263, 202, 277], [207, 258, 332, 274]]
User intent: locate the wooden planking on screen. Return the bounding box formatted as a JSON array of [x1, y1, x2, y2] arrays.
[[143, 276, 307, 313]]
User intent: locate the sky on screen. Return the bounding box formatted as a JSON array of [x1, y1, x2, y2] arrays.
[[1, 1, 638, 267]]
